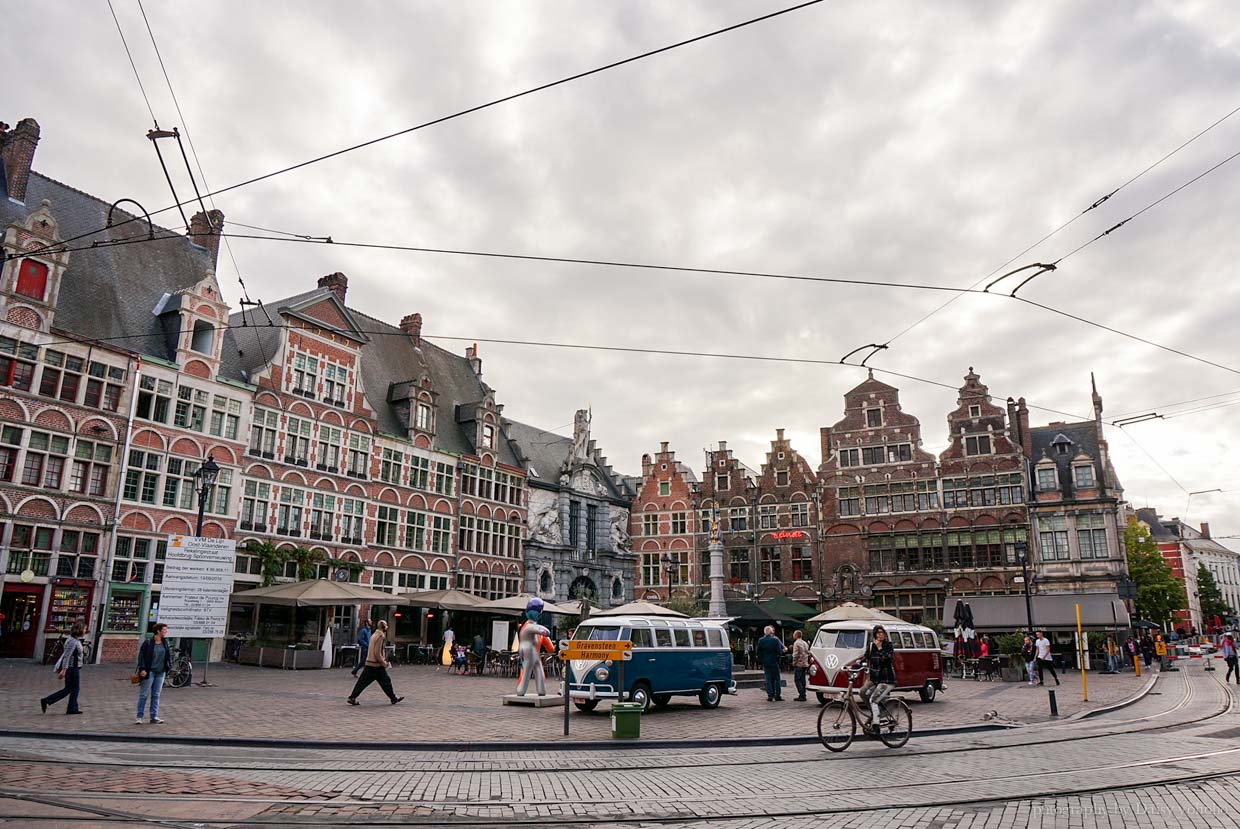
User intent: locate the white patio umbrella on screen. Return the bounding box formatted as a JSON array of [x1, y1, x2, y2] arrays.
[[806, 601, 903, 624], [229, 579, 400, 607], [591, 600, 688, 618], [399, 588, 489, 611], [477, 594, 570, 615]]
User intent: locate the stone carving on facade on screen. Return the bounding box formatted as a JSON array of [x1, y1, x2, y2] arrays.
[[610, 510, 631, 552], [529, 503, 562, 544]]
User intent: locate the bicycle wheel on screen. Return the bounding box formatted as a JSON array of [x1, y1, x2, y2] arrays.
[[167, 658, 193, 688], [817, 699, 856, 752], [876, 699, 912, 748]]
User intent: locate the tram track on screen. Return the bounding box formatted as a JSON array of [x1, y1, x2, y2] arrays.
[[0, 674, 1233, 828], [0, 670, 1226, 777]]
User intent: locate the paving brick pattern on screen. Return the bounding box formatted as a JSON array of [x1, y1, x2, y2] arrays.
[[0, 659, 1151, 744], [0, 668, 1233, 828]]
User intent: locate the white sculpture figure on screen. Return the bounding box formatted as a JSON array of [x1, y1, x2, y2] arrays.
[[531, 506, 561, 544], [610, 511, 631, 551], [516, 597, 554, 696]]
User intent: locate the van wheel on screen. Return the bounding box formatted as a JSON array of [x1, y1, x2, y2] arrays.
[[630, 682, 653, 713], [653, 694, 671, 708], [574, 700, 599, 713], [699, 683, 721, 709], [816, 692, 829, 706], [918, 682, 937, 703]]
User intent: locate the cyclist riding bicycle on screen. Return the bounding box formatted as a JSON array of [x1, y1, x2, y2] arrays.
[[863, 624, 896, 730]]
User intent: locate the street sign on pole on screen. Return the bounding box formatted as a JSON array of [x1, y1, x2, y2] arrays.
[[160, 535, 236, 687], [560, 640, 632, 661]]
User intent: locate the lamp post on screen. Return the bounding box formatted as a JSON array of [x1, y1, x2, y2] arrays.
[[190, 455, 220, 686], [1014, 541, 1035, 635], [661, 552, 679, 600]]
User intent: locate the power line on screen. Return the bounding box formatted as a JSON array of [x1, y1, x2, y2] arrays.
[[1112, 424, 1189, 495], [881, 101, 1240, 347], [12, 0, 828, 264], [1111, 387, 1240, 419], [106, 0, 158, 128]]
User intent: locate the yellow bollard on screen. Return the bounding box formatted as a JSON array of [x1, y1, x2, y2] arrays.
[[1075, 603, 1088, 702], [1133, 654, 1141, 677]]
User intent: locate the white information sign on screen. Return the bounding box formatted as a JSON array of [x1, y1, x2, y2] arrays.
[[158, 535, 237, 638]]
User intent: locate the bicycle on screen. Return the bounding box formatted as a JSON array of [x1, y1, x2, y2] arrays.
[[44, 635, 93, 666], [166, 651, 193, 688], [816, 665, 912, 752]]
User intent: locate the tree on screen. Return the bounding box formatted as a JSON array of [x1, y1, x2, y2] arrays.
[[1124, 518, 1185, 629], [664, 595, 705, 618], [1196, 563, 1234, 624]]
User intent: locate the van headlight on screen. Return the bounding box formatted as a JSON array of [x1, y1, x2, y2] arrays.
[[595, 667, 609, 681], [809, 664, 819, 677]]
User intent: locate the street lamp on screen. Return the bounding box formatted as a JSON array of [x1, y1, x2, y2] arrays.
[[661, 552, 679, 597], [191, 455, 220, 536], [1013, 541, 1035, 635]]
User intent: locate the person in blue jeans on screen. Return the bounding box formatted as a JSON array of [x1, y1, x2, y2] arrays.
[[136, 622, 173, 724], [352, 619, 372, 677], [756, 626, 787, 701], [40, 623, 84, 715]]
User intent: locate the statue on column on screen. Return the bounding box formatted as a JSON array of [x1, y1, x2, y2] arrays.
[[516, 597, 555, 696]]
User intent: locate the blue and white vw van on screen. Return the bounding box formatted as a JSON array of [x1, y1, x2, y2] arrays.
[[567, 615, 737, 712]]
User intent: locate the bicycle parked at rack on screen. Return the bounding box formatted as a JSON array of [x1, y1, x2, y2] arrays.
[[166, 643, 193, 688], [44, 634, 93, 666], [816, 664, 912, 752]]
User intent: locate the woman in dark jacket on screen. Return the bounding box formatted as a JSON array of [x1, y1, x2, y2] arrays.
[[135, 623, 174, 724], [863, 625, 897, 729]]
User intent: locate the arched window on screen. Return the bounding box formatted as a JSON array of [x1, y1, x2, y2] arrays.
[[15, 259, 48, 300], [191, 319, 214, 354]]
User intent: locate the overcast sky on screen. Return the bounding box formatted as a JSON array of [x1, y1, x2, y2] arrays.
[[9, 1, 1240, 545]]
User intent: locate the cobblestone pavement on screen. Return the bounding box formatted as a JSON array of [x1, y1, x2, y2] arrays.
[[0, 658, 1153, 745], [0, 666, 1236, 827]]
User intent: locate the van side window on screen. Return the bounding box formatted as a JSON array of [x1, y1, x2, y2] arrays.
[[692, 629, 707, 647], [673, 628, 691, 647], [629, 628, 654, 648], [707, 629, 723, 647], [928, 632, 940, 650], [654, 629, 673, 648], [911, 632, 927, 648], [898, 631, 915, 649]]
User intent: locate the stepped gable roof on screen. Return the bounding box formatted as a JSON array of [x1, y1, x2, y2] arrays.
[[225, 287, 520, 465], [504, 418, 633, 502], [1, 172, 218, 362], [844, 370, 898, 397]]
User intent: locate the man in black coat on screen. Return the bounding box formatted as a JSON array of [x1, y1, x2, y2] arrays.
[[756, 625, 787, 701]]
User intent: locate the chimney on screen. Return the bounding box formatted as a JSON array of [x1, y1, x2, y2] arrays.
[[776, 428, 785, 442], [820, 426, 832, 465], [1017, 397, 1032, 456], [718, 440, 728, 454], [400, 313, 422, 346], [465, 343, 481, 376], [0, 118, 40, 203], [317, 272, 348, 302], [187, 209, 225, 266], [659, 441, 669, 455], [1201, 522, 1211, 539], [642, 453, 652, 476], [1006, 397, 1022, 451]]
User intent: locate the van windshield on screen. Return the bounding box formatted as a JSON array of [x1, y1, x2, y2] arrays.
[[573, 625, 622, 641], [814, 629, 867, 650]]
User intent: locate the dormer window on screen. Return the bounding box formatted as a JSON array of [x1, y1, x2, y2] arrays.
[[968, 405, 981, 418], [190, 320, 214, 354], [291, 353, 318, 396], [964, 435, 991, 456], [15, 259, 48, 301], [1036, 467, 1058, 492], [866, 408, 882, 427], [1073, 464, 1096, 489], [415, 402, 433, 431], [481, 423, 495, 449]]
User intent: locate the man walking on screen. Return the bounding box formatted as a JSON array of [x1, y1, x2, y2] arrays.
[[1034, 629, 1060, 686], [40, 623, 84, 715], [791, 629, 810, 701], [351, 619, 372, 678], [756, 625, 786, 702], [347, 619, 404, 706]]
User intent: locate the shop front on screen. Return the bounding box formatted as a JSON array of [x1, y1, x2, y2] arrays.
[[0, 582, 46, 659], [100, 582, 149, 663], [41, 578, 95, 663]]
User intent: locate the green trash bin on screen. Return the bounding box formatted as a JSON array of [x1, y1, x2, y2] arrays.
[[611, 702, 642, 739]]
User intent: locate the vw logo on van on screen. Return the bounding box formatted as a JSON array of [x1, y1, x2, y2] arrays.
[[824, 654, 840, 669]]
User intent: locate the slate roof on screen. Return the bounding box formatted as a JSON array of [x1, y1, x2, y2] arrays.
[[1135, 508, 1178, 542], [226, 286, 522, 465], [504, 418, 634, 502], [1, 172, 217, 361], [1029, 420, 1118, 497]]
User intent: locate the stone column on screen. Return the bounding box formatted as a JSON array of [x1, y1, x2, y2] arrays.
[[708, 539, 726, 617]]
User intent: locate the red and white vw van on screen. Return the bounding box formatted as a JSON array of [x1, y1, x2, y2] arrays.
[[806, 619, 945, 703]]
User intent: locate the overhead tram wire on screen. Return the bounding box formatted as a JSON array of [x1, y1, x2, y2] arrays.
[[106, 0, 159, 128], [25, 315, 1091, 422], [6, 0, 830, 264], [878, 101, 1240, 347]]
